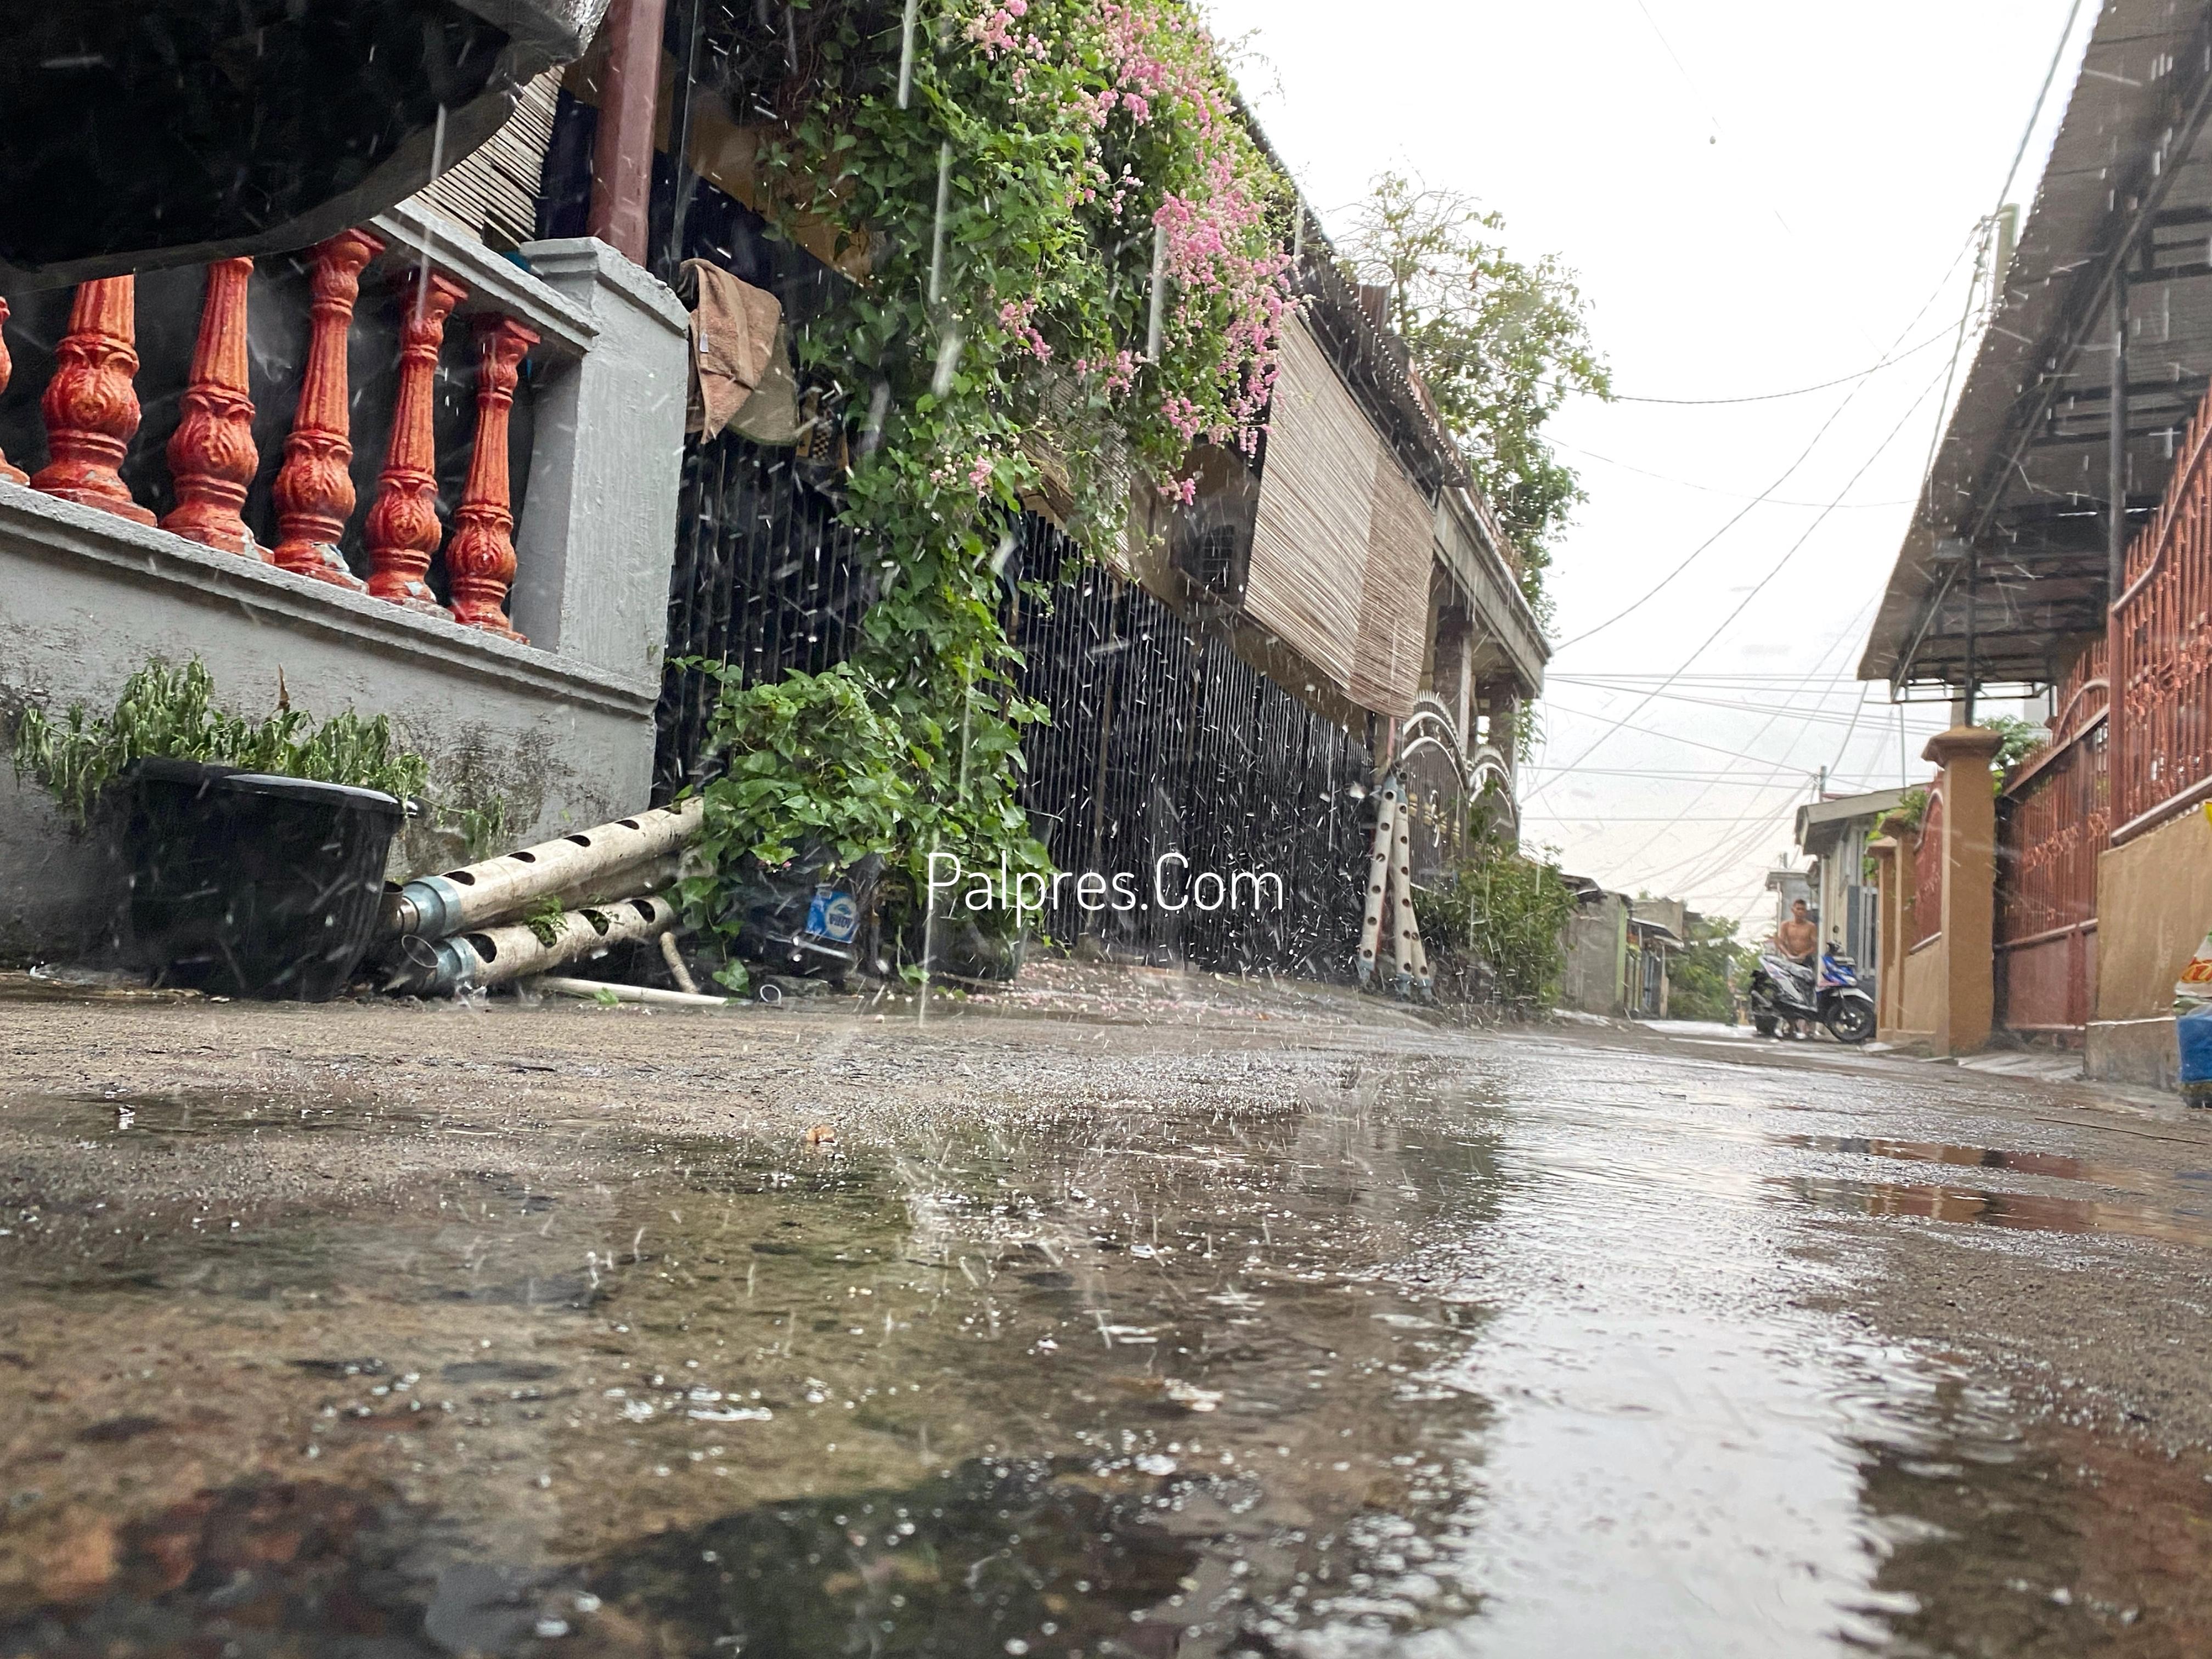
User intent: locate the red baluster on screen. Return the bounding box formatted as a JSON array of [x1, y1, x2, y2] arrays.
[[0, 298, 26, 486], [271, 230, 384, 588], [447, 314, 539, 641], [364, 268, 466, 616], [32, 276, 154, 524], [161, 257, 263, 557]]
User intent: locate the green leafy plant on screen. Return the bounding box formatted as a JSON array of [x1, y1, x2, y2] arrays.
[[1983, 714, 2048, 787], [1342, 172, 1610, 623], [437, 794, 510, 864], [677, 659, 1049, 963], [522, 894, 567, 949], [1412, 833, 1579, 1010], [680, 1, 1295, 943], [1668, 912, 1751, 1023], [1894, 786, 1929, 830], [10, 658, 430, 827]]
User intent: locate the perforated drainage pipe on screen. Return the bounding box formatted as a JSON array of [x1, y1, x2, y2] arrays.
[[381, 799, 702, 941], [387, 896, 681, 996]]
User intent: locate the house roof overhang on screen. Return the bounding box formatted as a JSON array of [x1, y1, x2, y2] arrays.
[[1862, 0, 2212, 696], [1793, 787, 1910, 856]]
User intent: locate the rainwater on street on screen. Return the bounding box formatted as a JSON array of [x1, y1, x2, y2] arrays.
[[2, 989, 2210, 1657]]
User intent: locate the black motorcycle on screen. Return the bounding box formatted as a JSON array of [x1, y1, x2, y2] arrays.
[[1747, 947, 1876, 1044]]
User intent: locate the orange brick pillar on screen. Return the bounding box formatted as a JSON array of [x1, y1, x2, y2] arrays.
[[1923, 726, 2004, 1055]]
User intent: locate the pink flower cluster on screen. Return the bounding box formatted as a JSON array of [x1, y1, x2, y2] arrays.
[[998, 297, 1052, 362], [958, 0, 1293, 459], [1074, 347, 1140, 396], [967, 0, 1029, 55]]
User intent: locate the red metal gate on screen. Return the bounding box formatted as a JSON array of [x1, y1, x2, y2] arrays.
[[1995, 644, 2108, 1038], [2113, 381, 2212, 843]]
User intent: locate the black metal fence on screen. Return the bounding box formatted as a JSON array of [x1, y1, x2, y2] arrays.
[[653, 435, 876, 800], [651, 441, 1376, 981], [1008, 520, 1374, 979]]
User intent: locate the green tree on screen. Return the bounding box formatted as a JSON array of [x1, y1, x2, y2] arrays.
[[1982, 714, 2048, 781], [1342, 173, 1610, 625], [1411, 833, 1579, 1010], [1668, 912, 1752, 1024]]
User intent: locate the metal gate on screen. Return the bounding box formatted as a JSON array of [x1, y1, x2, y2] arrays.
[[1995, 647, 2108, 1038], [1008, 518, 1376, 980]]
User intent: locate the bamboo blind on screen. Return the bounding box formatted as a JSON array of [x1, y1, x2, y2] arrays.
[[1350, 443, 1434, 717], [1246, 317, 1376, 693], [414, 70, 563, 250], [1249, 315, 1434, 716]]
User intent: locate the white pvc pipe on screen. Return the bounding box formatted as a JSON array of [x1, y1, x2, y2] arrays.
[[1390, 800, 1421, 989], [393, 895, 681, 995], [383, 798, 702, 941], [532, 975, 730, 1009]]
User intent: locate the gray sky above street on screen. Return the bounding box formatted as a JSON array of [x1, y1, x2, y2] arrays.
[[1210, 0, 2091, 924]]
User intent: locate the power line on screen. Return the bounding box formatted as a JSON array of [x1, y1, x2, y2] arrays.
[[1522, 814, 1813, 823], [1578, 595, 1882, 893], [1550, 441, 1916, 507], [1550, 682, 1899, 728], [1528, 371, 1949, 803], [1601, 327, 1956, 407], [1522, 767, 1825, 785], [1916, 0, 2089, 500], [1549, 228, 1979, 653]]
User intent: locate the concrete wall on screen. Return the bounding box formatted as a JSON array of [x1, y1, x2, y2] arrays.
[[1560, 896, 1627, 1017], [2088, 806, 2212, 1086], [0, 488, 661, 962], [0, 232, 687, 965], [1894, 937, 1944, 1048]]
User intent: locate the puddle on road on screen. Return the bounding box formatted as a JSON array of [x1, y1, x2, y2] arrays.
[[1778, 1133, 2137, 1186], [1778, 1173, 2212, 1249], [22, 1087, 444, 1138], [0, 1068, 2209, 1655]]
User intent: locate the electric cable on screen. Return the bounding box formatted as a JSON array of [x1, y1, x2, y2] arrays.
[[1575, 595, 1887, 893], [1549, 229, 1979, 652], [1594, 327, 1956, 407], [1526, 374, 1948, 805], [1550, 441, 1916, 506]]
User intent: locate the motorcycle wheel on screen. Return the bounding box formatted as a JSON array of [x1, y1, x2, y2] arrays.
[[1824, 1001, 1876, 1045], [1753, 1015, 1778, 1038]]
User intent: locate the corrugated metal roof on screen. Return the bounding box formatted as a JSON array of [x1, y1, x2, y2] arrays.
[[1861, 0, 2212, 691]]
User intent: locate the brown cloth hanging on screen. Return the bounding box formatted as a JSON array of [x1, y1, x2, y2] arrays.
[[682, 258, 787, 441]]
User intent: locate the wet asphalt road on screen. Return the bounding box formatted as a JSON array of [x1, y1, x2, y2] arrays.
[[2, 983, 2211, 1657]]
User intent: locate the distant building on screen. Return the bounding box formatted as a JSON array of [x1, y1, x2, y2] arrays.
[[1795, 787, 1906, 974], [1626, 907, 1685, 1018], [1556, 881, 1690, 1020]]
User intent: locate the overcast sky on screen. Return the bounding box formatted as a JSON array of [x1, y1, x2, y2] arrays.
[[1209, 0, 2094, 926]]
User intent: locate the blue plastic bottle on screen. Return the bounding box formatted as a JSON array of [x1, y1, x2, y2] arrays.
[[2177, 1001, 2212, 1106]]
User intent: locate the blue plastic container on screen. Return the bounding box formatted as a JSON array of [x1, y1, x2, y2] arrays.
[[2177, 1002, 2212, 1105]]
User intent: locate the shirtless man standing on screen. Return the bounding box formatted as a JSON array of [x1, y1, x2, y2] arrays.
[[1773, 899, 1819, 1038]]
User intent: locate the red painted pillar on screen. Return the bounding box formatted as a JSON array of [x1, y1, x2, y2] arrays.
[[0, 298, 25, 486], [161, 257, 263, 557], [586, 0, 672, 265], [364, 269, 467, 616], [272, 230, 385, 588], [33, 277, 155, 524], [447, 314, 539, 640]]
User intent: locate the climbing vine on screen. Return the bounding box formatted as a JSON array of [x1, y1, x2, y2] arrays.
[[691, 0, 1294, 938]]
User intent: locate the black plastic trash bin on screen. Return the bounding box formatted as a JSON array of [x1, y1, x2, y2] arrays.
[[105, 757, 407, 1000]]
